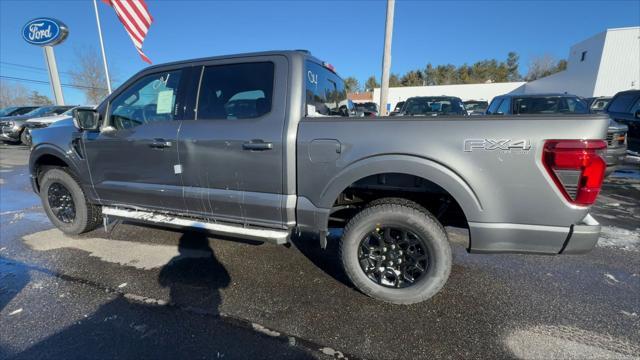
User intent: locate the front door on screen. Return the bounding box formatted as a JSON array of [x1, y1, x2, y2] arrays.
[[177, 57, 288, 228], [83, 69, 185, 212]]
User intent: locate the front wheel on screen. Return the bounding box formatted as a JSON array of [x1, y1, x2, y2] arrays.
[[39, 168, 102, 235], [339, 200, 452, 304], [20, 129, 31, 146]]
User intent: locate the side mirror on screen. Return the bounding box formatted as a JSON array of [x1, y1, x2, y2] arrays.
[[72, 107, 100, 131], [635, 110, 640, 119]]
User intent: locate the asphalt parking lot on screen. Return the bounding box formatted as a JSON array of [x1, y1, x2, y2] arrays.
[[1, 143, 639, 360]]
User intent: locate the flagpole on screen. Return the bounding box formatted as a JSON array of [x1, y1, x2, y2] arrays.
[[93, 0, 112, 94]]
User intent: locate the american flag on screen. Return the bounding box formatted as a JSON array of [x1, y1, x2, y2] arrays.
[[102, 0, 153, 64]]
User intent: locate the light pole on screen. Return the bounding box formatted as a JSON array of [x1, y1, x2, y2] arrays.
[[93, 0, 112, 94], [379, 0, 395, 116]]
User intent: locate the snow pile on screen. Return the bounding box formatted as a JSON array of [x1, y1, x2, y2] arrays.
[[597, 226, 640, 252]]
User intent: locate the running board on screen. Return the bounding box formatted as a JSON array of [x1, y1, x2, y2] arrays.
[[102, 207, 289, 244]]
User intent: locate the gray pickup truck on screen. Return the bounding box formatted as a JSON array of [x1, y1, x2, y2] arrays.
[[29, 51, 609, 304]]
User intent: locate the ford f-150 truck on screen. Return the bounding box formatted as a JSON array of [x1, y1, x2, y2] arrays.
[[29, 51, 609, 304]]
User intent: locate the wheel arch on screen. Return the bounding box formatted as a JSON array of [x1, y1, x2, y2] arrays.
[[316, 154, 483, 228], [29, 144, 80, 192]]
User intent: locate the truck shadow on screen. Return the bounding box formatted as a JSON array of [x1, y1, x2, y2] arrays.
[[12, 231, 314, 359], [290, 230, 353, 288]]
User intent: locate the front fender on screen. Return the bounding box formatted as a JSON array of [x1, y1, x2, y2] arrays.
[[317, 154, 484, 220], [29, 143, 79, 176]]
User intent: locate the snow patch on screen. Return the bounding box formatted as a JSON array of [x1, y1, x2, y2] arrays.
[[251, 323, 280, 337], [8, 308, 23, 316], [597, 226, 640, 252]]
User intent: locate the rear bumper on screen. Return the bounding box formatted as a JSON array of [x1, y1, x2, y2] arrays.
[[468, 214, 600, 254]]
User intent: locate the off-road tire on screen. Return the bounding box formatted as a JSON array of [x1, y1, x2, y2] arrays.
[[340, 200, 452, 304], [39, 168, 102, 235], [366, 197, 428, 214]]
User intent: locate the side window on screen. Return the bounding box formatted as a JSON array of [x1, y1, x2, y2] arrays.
[[566, 97, 588, 113], [305, 61, 350, 117], [196, 62, 274, 120], [608, 93, 636, 113], [109, 70, 182, 130], [497, 98, 510, 114], [486, 98, 502, 114]]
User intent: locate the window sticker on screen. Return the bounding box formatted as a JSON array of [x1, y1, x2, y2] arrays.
[[156, 89, 174, 114]]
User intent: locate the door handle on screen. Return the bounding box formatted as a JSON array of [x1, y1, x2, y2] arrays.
[[148, 139, 173, 149], [242, 140, 273, 151]]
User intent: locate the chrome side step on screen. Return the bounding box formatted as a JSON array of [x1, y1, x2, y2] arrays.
[[102, 207, 289, 244]]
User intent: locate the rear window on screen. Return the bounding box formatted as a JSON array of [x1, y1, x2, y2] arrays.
[[513, 96, 588, 114], [402, 97, 463, 115], [607, 93, 638, 113], [305, 61, 350, 117], [196, 62, 274, 120]]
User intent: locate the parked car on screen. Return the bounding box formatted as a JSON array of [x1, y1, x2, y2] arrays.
[[30, 51, 608, 304], [585, 96, 612, 113], [22, 107, 87, 146], [395, 96, 466, 116], [0, 106, 39, 118], [389, 101, 405, 115], [605, 90, 640, 152], [354, 102, 379, 117], [463, 100, 488, 115], [486, 94, 627, 174], [0, 105, 75, 144]]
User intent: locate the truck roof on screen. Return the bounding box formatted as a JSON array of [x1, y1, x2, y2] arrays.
[[502, 93, 580, 98], [143, 50, 324, 72]]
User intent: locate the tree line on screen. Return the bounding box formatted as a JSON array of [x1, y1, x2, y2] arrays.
[[344, 52, 567, 93]]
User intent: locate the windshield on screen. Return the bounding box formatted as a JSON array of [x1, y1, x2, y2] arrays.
[[590, 98, 610, 111], [464, 101, 488, 111], [62, 107, 76, 116], [0, 107, 18, 117], [513, 96, 588, 114], [24, 106, 55, 117], [403, 97, 459, 115]]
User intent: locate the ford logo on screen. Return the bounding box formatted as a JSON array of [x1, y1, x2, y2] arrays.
[[22, 18, 69, 46]]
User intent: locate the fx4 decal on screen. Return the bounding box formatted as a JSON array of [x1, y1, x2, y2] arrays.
[[464, 139, 531, 152]]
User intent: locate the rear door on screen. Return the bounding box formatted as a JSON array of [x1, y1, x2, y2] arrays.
[[176, 56, 288, 228], [83, 68, 185, 211]]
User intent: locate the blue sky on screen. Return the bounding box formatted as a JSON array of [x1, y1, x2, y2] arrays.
[[1, 0, 639, 105]]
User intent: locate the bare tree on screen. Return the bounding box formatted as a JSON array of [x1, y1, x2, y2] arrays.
[[69, 47, 111, 104], [28, 91, 53, 105], [525, 54, 566, 81], [0, 81, 30, 108]]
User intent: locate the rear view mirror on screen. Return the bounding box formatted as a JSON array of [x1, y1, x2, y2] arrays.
[[73, 107, 100, 131]]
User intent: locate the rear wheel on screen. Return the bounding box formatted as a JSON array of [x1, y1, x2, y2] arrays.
[[39, 168, 102, 235], [340, 200, 452, 304]]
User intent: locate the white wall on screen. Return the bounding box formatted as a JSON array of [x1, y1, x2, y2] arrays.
[[524, 26, 640, 97], [372, 82, 526, 110], [594, 27, 640, 96]]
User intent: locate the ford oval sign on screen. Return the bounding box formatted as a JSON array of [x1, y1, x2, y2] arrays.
[[22, 18, 68, 46]]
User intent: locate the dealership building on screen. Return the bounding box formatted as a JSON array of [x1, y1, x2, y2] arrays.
[[368, 26, 640, 110]]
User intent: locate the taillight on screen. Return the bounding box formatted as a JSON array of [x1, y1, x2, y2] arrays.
[[542, 139, 607, 206]]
